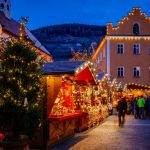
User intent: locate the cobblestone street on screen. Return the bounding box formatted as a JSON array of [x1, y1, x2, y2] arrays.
[[51, 114, 150, 150]]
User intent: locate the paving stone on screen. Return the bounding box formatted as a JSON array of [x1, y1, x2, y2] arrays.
[[51, 115, 150, 150]]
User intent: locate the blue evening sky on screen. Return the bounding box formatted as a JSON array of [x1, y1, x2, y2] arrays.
[[11, 0, 150, 30]]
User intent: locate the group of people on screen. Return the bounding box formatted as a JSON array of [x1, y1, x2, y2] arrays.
[[133, 96, 150, 119], [116, 95, 150, 127]]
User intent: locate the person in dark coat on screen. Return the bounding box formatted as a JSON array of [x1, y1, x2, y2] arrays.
[[145, 96, 150, 118], [117, 96, 127, 127], [134, 97, 139, 119]]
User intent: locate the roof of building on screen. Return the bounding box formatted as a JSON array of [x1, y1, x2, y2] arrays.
[[42, 61, 86, 75], [97, 72, 105, 80], [0, 12, 51, 56]]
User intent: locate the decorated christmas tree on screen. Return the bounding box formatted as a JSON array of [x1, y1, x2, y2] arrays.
[[0, 18, 43, 142]]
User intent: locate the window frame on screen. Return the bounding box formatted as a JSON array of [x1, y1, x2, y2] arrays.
[[133, 23, 140, 35], [117, 66, 124, 78], [133, 43, 140, 55], [133, 66, 140, 78], [117, 43, 124, 54], [7, 4, 9, 11], [0, 3, 4, 9]]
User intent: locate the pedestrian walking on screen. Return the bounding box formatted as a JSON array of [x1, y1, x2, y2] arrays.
[[130, 98, 134, 115], [134, 97, 139, 119], [137, 96, 145, 119], [116, 96, 127, 127]]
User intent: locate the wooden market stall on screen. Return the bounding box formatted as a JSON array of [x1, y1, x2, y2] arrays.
[[42, 61, 98, 147], [30, 62, 113, 149], [97, 73, 126, 109]]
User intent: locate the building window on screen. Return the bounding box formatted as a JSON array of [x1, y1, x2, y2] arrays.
[[0, 3, 4, 9], [133, 23, 140, 35], [117, 44, 124, 54], [148, 44, 150, 55], [133, 44, 140, 54], [133, 67, 140, 78], [117, 67, 124, 77], [7, 4, 9, 11]]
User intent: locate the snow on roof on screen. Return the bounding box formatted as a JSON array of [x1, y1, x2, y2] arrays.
[[42, 61, 86, 75]]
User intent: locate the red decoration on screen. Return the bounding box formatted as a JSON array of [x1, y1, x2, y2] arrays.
[[0, 133, 4, 140], [61, 82, 72, 107], [76, 67, 95, 84]]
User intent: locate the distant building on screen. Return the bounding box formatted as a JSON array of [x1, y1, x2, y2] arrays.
[[0, 0, 52, 62], [93, 8, 150, 86], [0, 0, 10, 19]]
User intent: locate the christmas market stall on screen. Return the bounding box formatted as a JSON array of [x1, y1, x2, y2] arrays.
[[97, 73, 117, 115], [111, 80, 125, 107], [123, 83, 150, 98], [42, 61, 99, 147]]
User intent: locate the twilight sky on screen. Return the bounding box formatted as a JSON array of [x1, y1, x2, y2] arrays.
[[11, 0, 150, 30]]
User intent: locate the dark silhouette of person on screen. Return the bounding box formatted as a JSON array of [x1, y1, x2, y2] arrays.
[[145, 96, 150, 118], [117, 96, 127, 127], [134, 97, 139, 119]]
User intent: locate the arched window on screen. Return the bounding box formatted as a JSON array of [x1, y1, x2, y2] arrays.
[[0, 3, 4, 9], [133, 24, 140, 35], [7, 4, 9, 11]]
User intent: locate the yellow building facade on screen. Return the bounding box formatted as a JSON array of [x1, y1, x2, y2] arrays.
[[93, 8, 150, 86]]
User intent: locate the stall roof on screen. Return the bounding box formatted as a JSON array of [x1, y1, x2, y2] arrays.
[[42, 61, 97, 84], [42, 61, 86, 75], [97, 72, 105, 80], [97, 72, 117, 84]]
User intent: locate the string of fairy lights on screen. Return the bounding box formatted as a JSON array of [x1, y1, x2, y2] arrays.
[[0, 17, 43, 107], [50, 65, 125, 127], [50, 62, 150, 125]]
